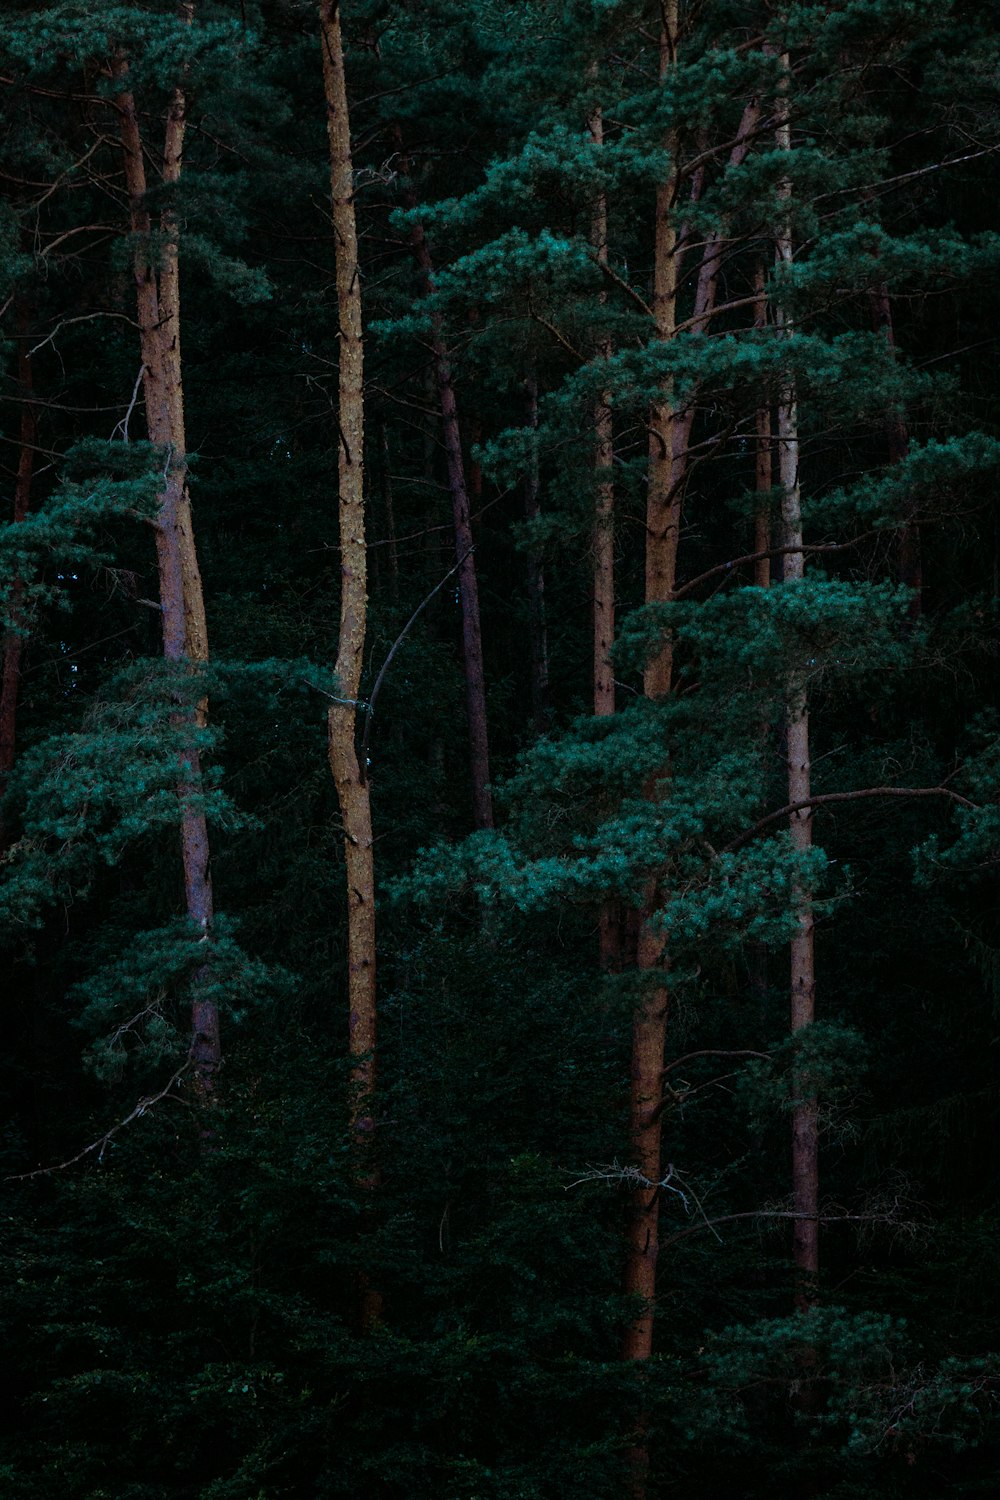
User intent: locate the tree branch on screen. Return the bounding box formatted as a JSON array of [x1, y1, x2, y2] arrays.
[[359, 548, 474, 779], [5, 1062, 192, 1180], [723, 786, 977, 854]]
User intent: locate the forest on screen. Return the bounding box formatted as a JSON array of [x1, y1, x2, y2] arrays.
[[2, 1, 1000, 1495]]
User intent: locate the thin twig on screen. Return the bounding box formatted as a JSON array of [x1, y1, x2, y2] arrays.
[[359, 548, 474, 779], [5, 1061, 193, 1180]]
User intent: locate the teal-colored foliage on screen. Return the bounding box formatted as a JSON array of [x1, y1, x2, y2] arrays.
[[2, 1, 1000, 1497]]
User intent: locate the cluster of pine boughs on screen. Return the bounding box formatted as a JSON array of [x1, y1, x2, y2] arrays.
[[2, 2, 1000, 1496]]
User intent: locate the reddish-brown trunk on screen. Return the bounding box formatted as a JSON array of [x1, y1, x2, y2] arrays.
[[622, 16, 679, 1432], [0, 311, 36, 837], [116, 24, 219, 1100], [404, 185, 493, 829], [523, 374, 550, 738]]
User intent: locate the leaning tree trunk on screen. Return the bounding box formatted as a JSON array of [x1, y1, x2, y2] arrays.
[[116, 26, 219, 1101], [319, 0, 381, 1333], [773, 52, 819, 1314]]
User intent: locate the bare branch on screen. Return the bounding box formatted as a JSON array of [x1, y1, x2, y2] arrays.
[[5, 1062, 192, 1181], [723, 785, 977, 853]]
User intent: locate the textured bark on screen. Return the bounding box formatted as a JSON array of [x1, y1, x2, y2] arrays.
[[523, 374, 550, 738], [774, 55, 819, 1312], [590, 102, 620, 973], [405, 192, 493, 830], [670, 99, 760, 486], [753, 261, 772, 589], [116, 21, 219, 1099], [590, 104, 616, 725], [623, 4, 679, 1395], [319, 0, 380, 1334], [0, 309, 36, 840]]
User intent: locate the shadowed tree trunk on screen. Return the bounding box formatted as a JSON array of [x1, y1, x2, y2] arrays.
[[115, 13, 218, 1100], [399, 149, 493, 830], [773, 51, 819, 1314], [319, 0, 381, 1333], [589, 99, 621, 972], [523, 373, 549, 738], [622, 29, 679, 1500], [754, 261, 773, 588]]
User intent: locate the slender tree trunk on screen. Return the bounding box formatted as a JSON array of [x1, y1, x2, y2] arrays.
[[319, 0, 381, 1333], [116, 23, 219, 1100], [590, 101, 621, 972], [523, 373, 550, 738], [754, 261, 772, 589], [0, 308, 36, 841], [622, 12, 679, 1454], [773, 54, 819, 1313], [590, 104, 616, 726], [671, 98, 760, 472], [399, 161, 493, 828]]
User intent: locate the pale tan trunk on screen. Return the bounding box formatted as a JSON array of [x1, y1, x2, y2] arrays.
[[116, 15, 218, 1097], [774, 54, 819, 1311], [622, 3, 679, 1402], [319, 3, 379, 1333]]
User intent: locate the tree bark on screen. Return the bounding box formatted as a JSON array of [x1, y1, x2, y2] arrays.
[[622, 2, 679, 1409], [589, 101, 622, 972], [754, 261, 772, 588], [116, 19, 219, 1100], [319, 0, 381, 1333], [773, 52, 819, 1314]]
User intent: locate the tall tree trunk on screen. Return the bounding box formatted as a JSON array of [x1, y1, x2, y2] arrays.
[[590, 101, 621, 972], [0, 307, 36, 843], [116, 22, 219, 1100], [622, 19, 679, 1473], [754, 261, 772, 589], [773, 52, 819, 1314], [523, 373, 550, 738], [398, 148, 493, 829], [319, 0, 381, 1333], [671, 98, 760, 473]]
